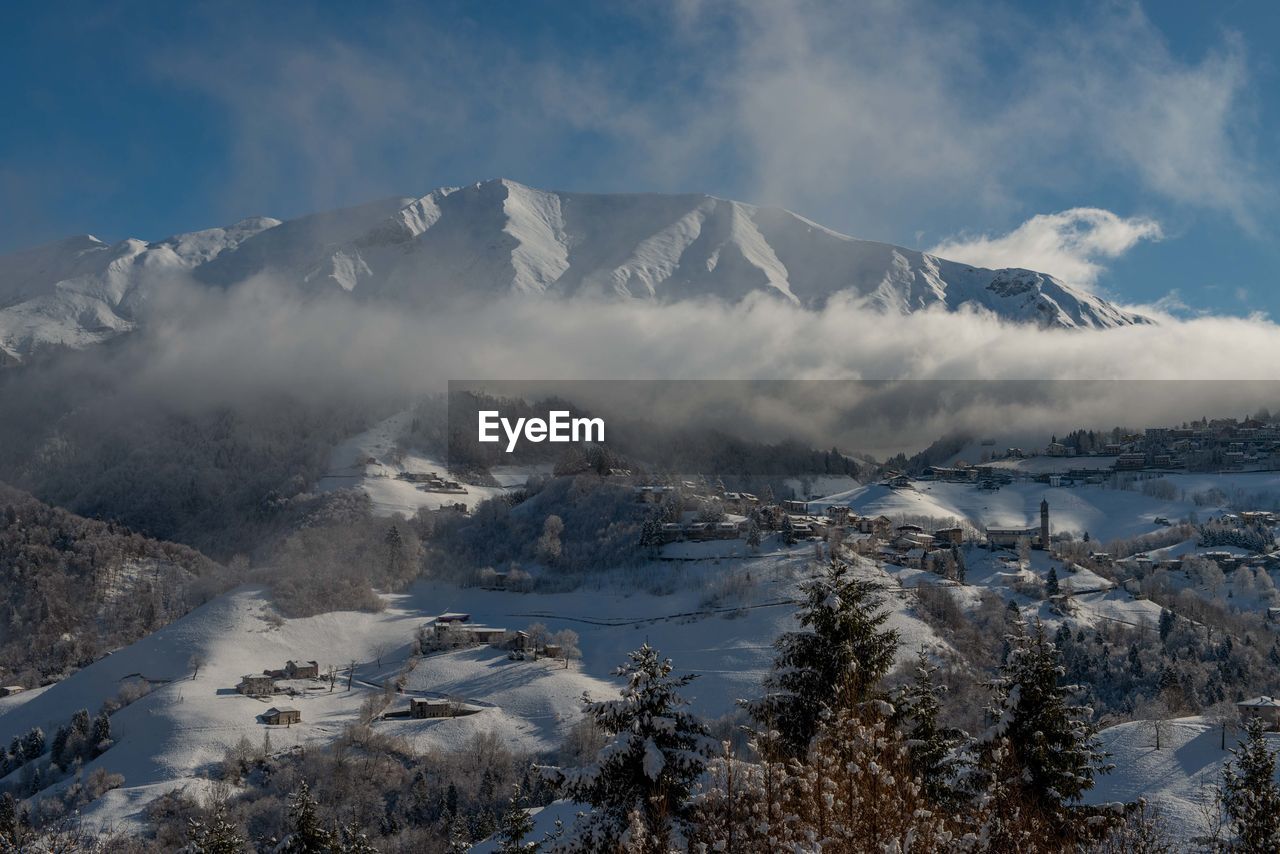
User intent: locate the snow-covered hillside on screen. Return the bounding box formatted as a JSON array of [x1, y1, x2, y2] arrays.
[[1087, 717, 1261, 843], [0, 180, 1148, 362], [809, 474, 1253, 543], [315, 410, 539, 516], [0, 543, 948, 833]]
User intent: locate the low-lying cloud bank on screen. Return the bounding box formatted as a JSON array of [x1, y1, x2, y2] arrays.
[[107, 276, 1280, 456]]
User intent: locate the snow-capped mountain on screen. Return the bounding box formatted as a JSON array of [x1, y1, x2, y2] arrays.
[[0, 179, 1147, 363]]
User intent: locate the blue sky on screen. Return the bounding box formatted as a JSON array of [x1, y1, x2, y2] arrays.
[[2, 0, 1280, 317]]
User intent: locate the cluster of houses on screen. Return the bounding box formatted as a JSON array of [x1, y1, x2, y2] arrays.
[[1117, 548, 1280, 578], [1031, 418, 1280, 473], [236, 658, 322, 698], [419, 613, 561, 658], [634, 480, 842, 544], [397, 471, 467, 493]]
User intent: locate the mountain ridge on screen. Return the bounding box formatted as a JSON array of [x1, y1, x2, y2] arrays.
[[0, 179, 1149, 363]]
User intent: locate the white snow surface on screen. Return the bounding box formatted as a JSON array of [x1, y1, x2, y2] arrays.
[[315, 410, 542, 516]]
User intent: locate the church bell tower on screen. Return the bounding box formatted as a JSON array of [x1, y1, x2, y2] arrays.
[[1040, 498, 1050, 549]]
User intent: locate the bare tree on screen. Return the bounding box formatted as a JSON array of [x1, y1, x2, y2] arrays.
[[371, 640, 396, 669], [526, 623, 551, 653], [1135, 696, 1173, 750], [188, 653, 206, 681], [551, 629, 581, 669], [1205, 700, 1240, 751]]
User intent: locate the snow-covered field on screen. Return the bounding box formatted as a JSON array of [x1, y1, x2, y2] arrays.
[[1087, 716, 1265, 843], [316, 410, 545, 517]]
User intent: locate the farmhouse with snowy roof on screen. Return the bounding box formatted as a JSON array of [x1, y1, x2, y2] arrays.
[[237, 673, 276, 696], [284, 659, 320, 679], [262, 706, 301, 726], [1237, 696, 1280, 729], [409, 698, 454, 719]]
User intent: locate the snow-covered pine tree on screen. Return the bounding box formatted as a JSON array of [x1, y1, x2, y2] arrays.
[[975, 618, 1111, 843], [277, 781, 335, 853], [549, 644, 717, 852], [336, 823, 380, 853], [895, 646, 965, 807], [183, 801, 246, 853], [638, 516, 663, 550], [1045, 567, 1060, 596], [1221, 716, 1280, 852], [496, 784, 537, 853], [780, 514, 796, 545], [746, 556, 900, 759], [90, 711, 112, 756]]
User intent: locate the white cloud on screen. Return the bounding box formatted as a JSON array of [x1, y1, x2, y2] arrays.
[[143, 1, 1270, 242], [119, 277, 1280, 458], [709, 1, 1267, 232], [927, 208, 1162, 288]]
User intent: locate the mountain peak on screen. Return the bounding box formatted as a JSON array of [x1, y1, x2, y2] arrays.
[[0, 181, 1150, 362]]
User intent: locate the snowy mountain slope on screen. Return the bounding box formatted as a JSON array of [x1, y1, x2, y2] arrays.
[[0, 217, 279, 360], [286, 180, 1147, 329], [0, 180, 1147, 362]]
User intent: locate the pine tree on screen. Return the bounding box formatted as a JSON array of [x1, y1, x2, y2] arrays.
[[184, 801, 246, 853], [496, 784, 537, 853], [278, 781, 335, 853], [895, 647, 965, 807], [746, 556, 899, 759], [21, 727, 43, 762], [50, 726, 69, 770], [337, 823, 380, 853], [1222, 716, 1280, 852], [550, 644, 717, 851], [977, 618, 1110, 840], [780, 514, 796, 545], [1158, 608, 1176, 643], [90, 711, 112, 756], [638, 516, 663, 550], [1045, 567, 1060, 596]]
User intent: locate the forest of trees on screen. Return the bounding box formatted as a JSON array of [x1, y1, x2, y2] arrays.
[[0, 345, 386, 559], [0, 483, 235, 685]]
